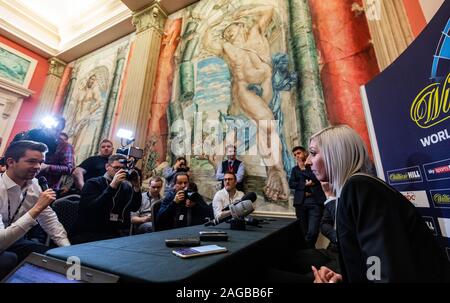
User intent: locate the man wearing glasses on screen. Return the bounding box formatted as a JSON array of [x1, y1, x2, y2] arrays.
[[212, 172, 245, 220], [74, 154, 141, 243]]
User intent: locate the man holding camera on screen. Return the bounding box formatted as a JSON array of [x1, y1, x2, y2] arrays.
[[156, 173, 212, 231], [74, 154, 141, 243], [36, 116, 75, 192], [163, 157, 189, 192]]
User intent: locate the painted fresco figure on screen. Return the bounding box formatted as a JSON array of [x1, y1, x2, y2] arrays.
[[69, 74, 102, 149], [204, 6, 290, 201], [270, 53, 297, 178]]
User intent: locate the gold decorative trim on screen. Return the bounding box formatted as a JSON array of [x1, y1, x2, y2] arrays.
[[47, 58, 67, 78], [132, 3, 168, 34]]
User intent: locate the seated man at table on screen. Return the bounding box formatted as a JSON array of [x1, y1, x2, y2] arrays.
[[130, 176, 164, 234], [74, 154, 142, 243], [156, 173, 212, 231], [212, 171, 244, 220]]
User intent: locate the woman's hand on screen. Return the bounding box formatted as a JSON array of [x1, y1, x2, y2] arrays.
[[312, 266, 342, 283]]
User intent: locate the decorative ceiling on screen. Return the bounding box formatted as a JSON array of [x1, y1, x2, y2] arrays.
[[0, 0, 199, 62]]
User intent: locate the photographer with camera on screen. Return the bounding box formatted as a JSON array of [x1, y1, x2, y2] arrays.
[[162, 157, 189, 192], [156, 173, 212, 231], [73, 154, 141, 243], [13, 116, 75, 192]]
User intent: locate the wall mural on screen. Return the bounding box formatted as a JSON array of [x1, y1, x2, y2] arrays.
[[62, 35, 132, 164], [148, 0, 329, 215]]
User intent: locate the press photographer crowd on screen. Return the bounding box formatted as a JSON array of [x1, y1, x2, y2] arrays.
[[0, 116, 450, 283]]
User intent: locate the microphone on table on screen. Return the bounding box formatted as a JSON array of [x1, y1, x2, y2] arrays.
[[221, 192, 257, 211], [204, 194, 256, 227]]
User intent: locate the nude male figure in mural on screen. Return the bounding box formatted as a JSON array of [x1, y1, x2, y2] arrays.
[[70, 74, 102, 148], [204, 6, 290, 201]]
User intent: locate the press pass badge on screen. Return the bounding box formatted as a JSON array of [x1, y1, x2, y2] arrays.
[[110, 213, 119, 221], [179, 214, 184, 221]]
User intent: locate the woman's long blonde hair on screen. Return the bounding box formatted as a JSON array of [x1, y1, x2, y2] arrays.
[[309, 125, 372, 197]]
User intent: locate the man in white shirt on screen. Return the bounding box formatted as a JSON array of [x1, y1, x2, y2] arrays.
[[130, 176, 163, 234], [0, 141, 70, 279], [212, 172, 244, 220]]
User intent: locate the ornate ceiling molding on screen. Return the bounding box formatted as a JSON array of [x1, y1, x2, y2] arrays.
[[0, 0, 199, 61], [0, 0, 131, 59]]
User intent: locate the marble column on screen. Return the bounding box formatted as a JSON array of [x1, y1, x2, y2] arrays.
[[32, 57, 66, 126], [362, 0, 413, 71], [308, 0, 380, 153], [115, 2, 167, 150]]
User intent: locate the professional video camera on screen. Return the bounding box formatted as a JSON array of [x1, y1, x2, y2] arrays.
[[115, 128, 144, 181], [116, 129, 144, 157]]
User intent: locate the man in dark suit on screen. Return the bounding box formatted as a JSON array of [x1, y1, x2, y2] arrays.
[[216, 145, 245, 191], [289, 146, 326, 248]]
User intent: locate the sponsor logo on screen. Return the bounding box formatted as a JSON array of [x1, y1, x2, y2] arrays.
[[430, 189, 450, 208], [400, 191, 430, 208], [386, 166, 423, 185], [437, 217, 450, 238], [410, 73, 450, 129], [419, 128, 450, 147], [423, 158, 450, 181], [422, 216, 438, 236]]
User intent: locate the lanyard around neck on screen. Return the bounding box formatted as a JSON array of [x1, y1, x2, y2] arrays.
[[8, 190, 28, 226]]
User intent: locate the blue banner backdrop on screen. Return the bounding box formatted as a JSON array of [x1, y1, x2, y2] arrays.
[[361, 1, 450, 261]]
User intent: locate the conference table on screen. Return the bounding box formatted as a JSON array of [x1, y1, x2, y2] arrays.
[[46, 217, 302, 283]]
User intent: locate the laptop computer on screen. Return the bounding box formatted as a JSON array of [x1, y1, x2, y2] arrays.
[[1, 252, 119, 283]]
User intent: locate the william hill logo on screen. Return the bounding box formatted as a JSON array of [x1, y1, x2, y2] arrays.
[[389, 171, 421, 182], [387, 167, 422, 185], [410, 73, 450, 129]]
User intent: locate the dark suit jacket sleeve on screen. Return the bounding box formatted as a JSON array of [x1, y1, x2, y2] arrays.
[[288, 167, 304, 190], [320, 200, 336, 243], [156, 192, 177, 230], [80, 178, 117, 212], [337, 175, 419, 282], [306, 169, 326, 204]]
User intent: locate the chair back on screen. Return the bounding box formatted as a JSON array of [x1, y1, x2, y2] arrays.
[[150, 199, 162, 232], [52, 195, 80, 237]]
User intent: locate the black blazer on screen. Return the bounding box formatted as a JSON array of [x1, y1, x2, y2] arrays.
[[337, 174, 450, 282], [289, 165, 326, 206]]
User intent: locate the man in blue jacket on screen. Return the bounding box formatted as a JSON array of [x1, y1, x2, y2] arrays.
[[289, 146, 326, 248]]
